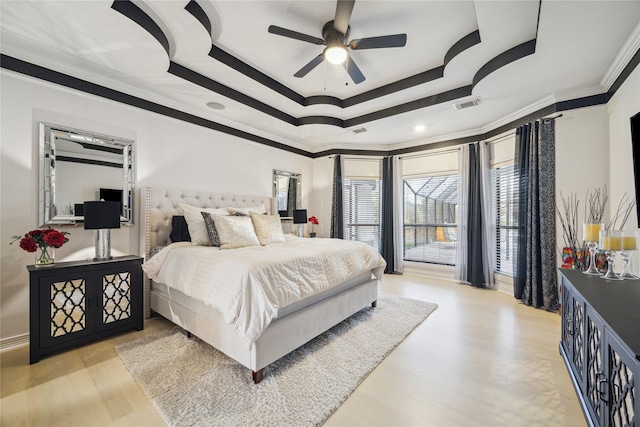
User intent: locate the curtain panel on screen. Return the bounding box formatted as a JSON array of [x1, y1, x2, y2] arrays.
[[514, 119, 558, 310], [330, 155, 345, 239], [286, 177, 297, 216], [381, 156, 404, 274], [454, 145, 470, 282], [454, 143, 494, 288]]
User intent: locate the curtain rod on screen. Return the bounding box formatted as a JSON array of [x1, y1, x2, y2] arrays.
[[398, 147, 460, 160], [485, 113, 564, 144], [328, 156, 383, 161]]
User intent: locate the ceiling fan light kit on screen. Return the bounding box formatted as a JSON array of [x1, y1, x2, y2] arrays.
[[268, 0, 406, 84], [324, 44, 348, 65]]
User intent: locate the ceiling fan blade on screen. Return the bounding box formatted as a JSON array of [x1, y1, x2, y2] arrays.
[[268, 25, 325, 45], [294, 55, 325, 78], [344, 55, 365, 84], [350, 34, 407, 50], [333, 0, 355, 35]]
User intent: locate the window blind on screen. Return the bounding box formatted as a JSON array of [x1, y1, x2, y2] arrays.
[[493, 163, 519, 276], [344, 177, 382, 251]]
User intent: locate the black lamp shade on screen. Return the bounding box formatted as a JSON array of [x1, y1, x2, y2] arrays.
[[84, 201, 121, 229], [293, 209, 307, 224]]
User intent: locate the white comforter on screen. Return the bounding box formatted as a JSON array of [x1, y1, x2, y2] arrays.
[[143, 236, 386, 346]]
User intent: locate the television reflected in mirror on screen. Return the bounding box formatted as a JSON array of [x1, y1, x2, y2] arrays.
[[39, 122, 135, 226]]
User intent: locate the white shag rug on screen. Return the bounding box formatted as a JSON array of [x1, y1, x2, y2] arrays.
[[115, 295, 438, 427]]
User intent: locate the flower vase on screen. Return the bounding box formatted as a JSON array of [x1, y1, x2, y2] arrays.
[[35, 246, 54, 266], [309, 232, 316, 238]]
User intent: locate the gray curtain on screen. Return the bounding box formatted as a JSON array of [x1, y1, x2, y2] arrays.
[[381, 157, 395, 273], [455, 143, 494, 287], [330, 155, 344, 239], [466, 143, 486, 287], [286, 177, 297, 216], [514, 119, 557, 310]]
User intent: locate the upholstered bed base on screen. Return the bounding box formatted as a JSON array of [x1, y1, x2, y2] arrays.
[[142, 187, 379, 382]]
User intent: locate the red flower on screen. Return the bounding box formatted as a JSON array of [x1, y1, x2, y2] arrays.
[[44, 230, 67, 248], [11, 227, 70, 254], [308, 216, 319, 225], [19, 237, 38, 252]]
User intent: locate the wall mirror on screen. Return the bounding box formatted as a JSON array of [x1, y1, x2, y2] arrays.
[[39, 122, 135, 226], [273, 170, 301, 217]]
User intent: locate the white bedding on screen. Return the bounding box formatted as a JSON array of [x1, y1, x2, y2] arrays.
[[143, 236, 386, 346]]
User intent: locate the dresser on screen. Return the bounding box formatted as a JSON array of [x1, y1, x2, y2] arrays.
[[559, 269, 639, 427], [28, 255, 144, 363]]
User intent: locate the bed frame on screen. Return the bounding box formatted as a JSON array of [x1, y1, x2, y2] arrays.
[[142, 187, 379, 383]]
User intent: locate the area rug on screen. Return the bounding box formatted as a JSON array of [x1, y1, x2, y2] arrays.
[[115, 295, 437, 427]]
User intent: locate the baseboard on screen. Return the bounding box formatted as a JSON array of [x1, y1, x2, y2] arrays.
[[0, 333, 29, 352]]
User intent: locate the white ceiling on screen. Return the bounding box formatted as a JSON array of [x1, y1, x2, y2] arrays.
[[1, 0, 639, 154]]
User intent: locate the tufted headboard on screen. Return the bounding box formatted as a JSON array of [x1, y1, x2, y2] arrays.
[[143, 186, 276, 254], [141, 187, 276, 316]]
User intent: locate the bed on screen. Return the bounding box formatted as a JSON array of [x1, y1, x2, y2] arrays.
[[141, 187, 386, 383]]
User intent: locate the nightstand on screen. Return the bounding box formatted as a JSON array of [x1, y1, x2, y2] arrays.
[[28, 255, 144, 364]]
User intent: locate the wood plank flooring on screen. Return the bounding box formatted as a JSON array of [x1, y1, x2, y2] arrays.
[[1, 274, 586, 426]]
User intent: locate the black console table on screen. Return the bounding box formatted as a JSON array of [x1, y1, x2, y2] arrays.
[[29, 255, 143, 363], [559, 269, 639, 427]]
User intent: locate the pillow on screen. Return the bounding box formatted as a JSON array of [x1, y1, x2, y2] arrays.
[[227, 204, 267, 216], [178, 203, 229, 246], [250, 211, 285, 245], [212, 214, 261, 249], [169, 216, 191, 242], [201, 212, 221, 247]]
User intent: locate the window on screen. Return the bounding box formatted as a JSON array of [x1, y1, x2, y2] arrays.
[[403, 174, 458, 265], [493, 163, 519, 275], [344, 177, 381, 251]]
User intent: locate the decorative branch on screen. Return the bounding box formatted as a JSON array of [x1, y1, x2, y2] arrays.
[[585, 186, 608, 224], [606, 193, 636, 231], [556, 192, 580, 249]]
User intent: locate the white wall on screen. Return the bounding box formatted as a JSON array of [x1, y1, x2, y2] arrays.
[[608, 64, 640, 229], [0, 71, 313, 342], [554, 105, 610, 263]]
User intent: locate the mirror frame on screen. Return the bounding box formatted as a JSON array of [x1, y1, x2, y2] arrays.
[[273, 169, 301, 216], [39, 122, 135, 226]]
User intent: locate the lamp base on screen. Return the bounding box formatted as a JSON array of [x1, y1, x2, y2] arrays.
[[297, 224, 304, 238], [94, 229, 112, 261]]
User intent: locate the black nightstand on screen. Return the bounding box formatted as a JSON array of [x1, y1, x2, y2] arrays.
[[28, 255, 144, 364]]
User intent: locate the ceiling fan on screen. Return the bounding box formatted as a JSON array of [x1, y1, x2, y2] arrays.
[[267, 0, 407, 84]]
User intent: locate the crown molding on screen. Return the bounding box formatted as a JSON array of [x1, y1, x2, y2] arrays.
[[601, 21, 640, 91]]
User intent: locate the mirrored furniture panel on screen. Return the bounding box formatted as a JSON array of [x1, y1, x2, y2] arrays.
[[39, 123, 135, 226], [273, 169, 301, 218]]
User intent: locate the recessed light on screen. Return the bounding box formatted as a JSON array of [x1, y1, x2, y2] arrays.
[[414, 125, 426, 132], [206, 102, 225, 110]]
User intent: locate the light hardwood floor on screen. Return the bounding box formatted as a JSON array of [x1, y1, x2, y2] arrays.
[[1, 274, 586, 426]]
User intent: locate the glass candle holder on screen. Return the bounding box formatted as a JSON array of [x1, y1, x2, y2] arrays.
[[599, 229, 623, 280], [583, 223, 604, 275], [618, 229, 638, 279]]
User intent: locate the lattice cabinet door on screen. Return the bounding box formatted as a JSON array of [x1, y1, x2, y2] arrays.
[[585, 307, 606, 426], [571, 289, 587, 391], [561, 281, 575, 362], [605, 330, 636, 427], [94, 264, 142, 332], [38, 273, 92, 349]]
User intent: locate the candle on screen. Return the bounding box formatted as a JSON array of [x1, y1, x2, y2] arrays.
[[601, 235, 623, 251], [583, 223, 603, 242], [623, 236, 637, 250]]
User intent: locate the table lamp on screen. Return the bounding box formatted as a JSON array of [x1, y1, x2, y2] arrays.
[[293, 209, 307, 238], [84, 200, 121, 261]]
